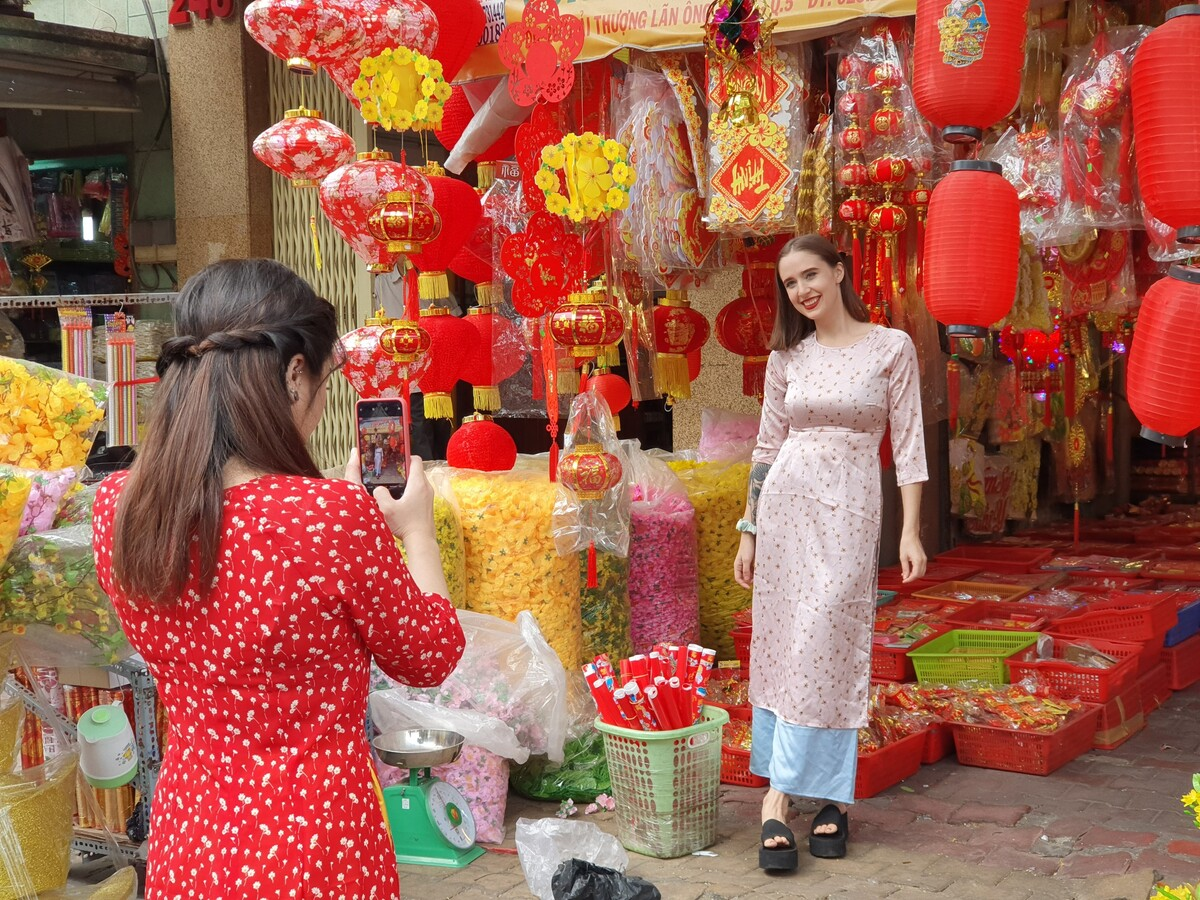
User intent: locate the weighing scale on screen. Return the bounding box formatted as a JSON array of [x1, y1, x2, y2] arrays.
[[372, 729, 486, 869]]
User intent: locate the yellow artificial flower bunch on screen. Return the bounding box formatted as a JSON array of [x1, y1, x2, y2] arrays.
[[353, 46, 452, 133], [1156, 777, 1200, 899], [0, 469, 32, 567], [539, 133, 636, 223], [0, 359, 106, 471]]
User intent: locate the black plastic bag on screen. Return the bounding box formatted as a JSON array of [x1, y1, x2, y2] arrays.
[[551, 859, 661, 900]]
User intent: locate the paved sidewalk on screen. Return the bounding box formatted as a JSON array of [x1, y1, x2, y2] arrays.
[[397, 684, 1200, 900]]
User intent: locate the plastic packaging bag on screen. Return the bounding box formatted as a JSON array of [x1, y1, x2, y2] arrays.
[[580, 552, 632, 663], [698, 407, 760, 463], [985, 124, 1087, 249], [517, 817, 629, 900], [0, 469, 31, 568], [0, 751, 77, 897], [510, 671, 609, 803], [52, 483, 98, 529], [552, 860, 661, 900], [624, 446, 699, 655], [553, 391, 630, 560], [371, 609, 569, 763], [0, 358, 107, 471]]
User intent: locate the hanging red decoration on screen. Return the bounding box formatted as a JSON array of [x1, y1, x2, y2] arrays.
[[558, 443, 623, 501], [253, 108, 355, 188], [324, 0, 439, 106], [448, 214, 495, 285], [416, 307, 479, 420], [446, 414, 518, 472], [1126, 265, 1200, 445], [923, 159, 1020, 337], [550, 287, 625, 363], [500, 212, 583, 318], [424, 0, 486, 81], [653, 289, 711, 402], [715, 291, 775, 400], [688, 348, 703, 384], [1132, 6, 1200, 244], [460, 287, 528, 413], [498, 0, 585, 106], [243, 0, 363, 75], [588, 368, 632, 431], [408, 162, 483, 304], [434, 86, 518, 161], [515, 104, 563, 215], [340, 310, 432, 398], [320, 150, 434, 273], [366, 190, 441, 255], [912, 0, 1030, 143]]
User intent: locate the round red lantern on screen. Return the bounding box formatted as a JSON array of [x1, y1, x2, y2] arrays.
[[367, 191, 441, 254], [409, 162, 484, 305], [549, 288, 626, 362], [416, 306, 479, 420], [923, 159, 1020, 337], [869, 155, 910, 189], [320, 150, 434, 273], [446, 414, 518, 471], [435, 86, 518, 161], [838, 161, 870, 191], [558, 443, 623, 500], [716, 292, 775, 399], [1126, 265, 1200, 445], [252, 108, 355, 187], [424, 0, 486, 81], [460, 286, 527, 413], [912, 0, 1029, 143], [588, 368, 632, 431], [1132, 6, 1200, 244], [243, 0, 363, 75], [838, 125, 868, 153], [325, 0, 439, 107], [340, 310, 431, 398], [448, 214, 495, 285], [653, 290, 711, 402]]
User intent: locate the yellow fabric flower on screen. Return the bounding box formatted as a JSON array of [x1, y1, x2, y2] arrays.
[[579, 132, 601, 153], [352, 77, 370, 100], [427, 105, 444, 127], [414, 99, 429, 120], [435, 82, 452, 102], [360, 99, 380, 123], [414, 56, 431, 76], [360, 57, 380, 78], [396, 47, 413, 65], [611, 162, 631, 186], [584, 200, 604, 220], [602, 139, 623, 161], [534, 168, 560, 192], [546, 193, 569, 215], [542, 146, 565, 169], [574, 152, 613, 204], [566, 204, 585, 223], [606, 187, 628, 210], [562, 134, 579, 151], [429, 59, 444, 79], [394, 111, 414, 130], [421, 78, 437, 98]]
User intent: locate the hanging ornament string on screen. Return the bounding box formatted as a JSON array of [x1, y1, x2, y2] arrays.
[[542, 322, 560, 478]]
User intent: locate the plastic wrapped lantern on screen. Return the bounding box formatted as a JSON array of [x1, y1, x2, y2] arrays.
[[244, 0, 363, 75], [587, 368, 632, 431], [460, 285, 527, 413], [320, 151, 434, 273], [409, 162, 483, 307], [923, 160, 1020, 337], [549, 286, 625, 364], [912, 0, 1030, 143], [715, 292, 775, 400], [1132, 6, 1200, 244], [252, 108, 356, 187], [340, 310, 432, 398], [1126, 265, 1200, 445], [324, 0, 439, 107], [446, 414, 517, 471], [653, 289, 711, 402]]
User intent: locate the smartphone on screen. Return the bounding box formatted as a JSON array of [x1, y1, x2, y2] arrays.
[[355, 398, 411, 500]]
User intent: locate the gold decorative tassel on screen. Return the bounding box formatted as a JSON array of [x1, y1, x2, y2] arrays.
[[473, 385, 501, 413], [611, 413, 621, 432], [558, 358, 580, 394], [418, 271, 449, 302], [477, 161, 496, 192], [657, 352, 691, 401], [424, 392, 455, 421], [309, 214, 323, 271]]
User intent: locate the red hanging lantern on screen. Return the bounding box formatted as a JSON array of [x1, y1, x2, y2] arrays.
[[558, 443, 623, 501], [416, 307, 479, 420], [324, 0, 439, 106], [243, 0, 363, 75], [446, 414, 518, 471], [460, 286, 528, 413], [912, 0, 1030, 143], [653, 290, 710, 402], [367, 191, 441, 255], [716, 293, 775, 400], [409, 162, 484, 305], [320, 151, 434, 273], [1132, 6, 1200, 244], [424, 0, 486, 81], [923, 159, 1020, 337], [1126, 265, 1200, 445], [340, 310, 432, 398], [252, 108, 355, 188], [549, 287, 626, 363], [688, 348, 702, 383], [435, 86, 518, 161], [448, 214, 495, 285], [588, 368, 632, 431]]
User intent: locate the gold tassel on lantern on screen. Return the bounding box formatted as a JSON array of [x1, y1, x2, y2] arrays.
[[418, 271, 450, 302], [653, 289, 709, 402]]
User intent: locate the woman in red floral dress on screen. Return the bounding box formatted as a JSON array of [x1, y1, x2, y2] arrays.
[[93, 259, 465, 899]]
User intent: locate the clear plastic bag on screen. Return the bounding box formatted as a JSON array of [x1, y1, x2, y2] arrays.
[[985, 124, 1088, 249], [580, 552, 631, 663], [509, 671, 609, 803], [436, 465, 584, 670], [698, 407, 760, 463], [516, 817, 629, 900], [554, 391, 630, 560], [51, 483, 98, 530], [0, 751, 77, 897], [370, 609, 569, 764], [0, 358, 107, 471], [0, 466, 82, 540]]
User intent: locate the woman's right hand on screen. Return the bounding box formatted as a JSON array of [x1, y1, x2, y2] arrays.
[[734, 531, 756, 590], [345, 449, 436, 544]]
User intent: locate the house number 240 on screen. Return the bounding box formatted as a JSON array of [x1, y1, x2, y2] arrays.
[[169, 0, 236, 26]]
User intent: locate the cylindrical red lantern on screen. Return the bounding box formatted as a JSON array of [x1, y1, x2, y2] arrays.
[[653, 290, 711, 401], [325, 0, 439, 107], [424, 0, 486, 81], [409, 162, 484, 304], [446, 414, 517, 471], [448, 214, 495, 285], [253, 108, 355, 187], [244, 0, 363, 75], [1126, 265, 1200, 444], [340, 311, 431, 398], [588, 368, 632, 431], [1132, 6, 1200, 244], [912, 0, 1030, 143], [549, 289, 626, 362], [435, 86, 518, 161], [558, 443, 623, 500], [320, 151, 434, 273], [460, 286, 527, 413], [416, 307, 479, 420], [716, 293, 775, 399], [923, 160, 1020, 337]]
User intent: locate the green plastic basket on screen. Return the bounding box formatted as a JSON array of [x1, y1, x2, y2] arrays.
[[906, 629, 1039, 683], [594, 706, 729, 859]]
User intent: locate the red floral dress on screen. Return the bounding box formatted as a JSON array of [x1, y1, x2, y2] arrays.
[[93, 473, 465, 899]]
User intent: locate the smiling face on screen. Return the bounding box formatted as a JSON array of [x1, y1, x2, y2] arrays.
[[778, 249, 846, 324]]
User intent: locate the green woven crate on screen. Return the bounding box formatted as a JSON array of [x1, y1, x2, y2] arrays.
[[595, 706, 728, 858], [906, 629, 1039, 684]]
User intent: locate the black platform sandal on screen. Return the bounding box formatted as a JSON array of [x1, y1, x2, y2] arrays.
[[759, 819, 799, 872], [809, 804, 849, 859]]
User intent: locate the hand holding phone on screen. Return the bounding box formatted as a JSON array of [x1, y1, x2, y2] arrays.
[[355, 398, 411, 500]]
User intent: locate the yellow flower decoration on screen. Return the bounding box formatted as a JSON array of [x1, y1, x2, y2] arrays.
[[360, 99, 380, 123], [352, 78, 370, 100], [396, 47, 413, 65], [435, 83, 452, 102], [534, 169, 560, 192], [354, 46, 448, 133], [602, 139, 622, 161], [612, 162, 631, 186], [537, 132, 635, 222], [546, 193, 569, 215], [575, 154, 613, 204], [580, 132, 601, 153], [566, 204, 585, 223], [606, 187, 628, 210], [414, 99, 429, 119], [421, 79, 436, 98], [542, 146, 565, 169], [394, 111, 414, 130], [414, 56, 431, 76], [360, 56, 380, 78]]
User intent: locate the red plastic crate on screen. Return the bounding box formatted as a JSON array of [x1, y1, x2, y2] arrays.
[[943, 600, 1064, 633], [1006, 638, 1141, 704], [705, 668, 750, 714], [1137, 662, 1173, 715], [855, 731, 926, 799], [1143, 559, 1200, 583], [1092, 683, 1145, 751], [950, 705, 1102, 776], [922, 722, 955, 764], [938, 545, 1054, 573], [730, 626, 752, 671], [1065, 575, 1158, 594], [871, 625, 949, 683], [721, 708, 768, 787], [1048, 594, 1177, 674], [878, 562, 982, 592], [1162, 632, 1200, 691]]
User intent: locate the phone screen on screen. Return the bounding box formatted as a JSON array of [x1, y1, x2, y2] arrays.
[[356, 398, 410, 499]]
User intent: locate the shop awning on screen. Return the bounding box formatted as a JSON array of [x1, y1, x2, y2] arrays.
[[458, 0, 917, 83]]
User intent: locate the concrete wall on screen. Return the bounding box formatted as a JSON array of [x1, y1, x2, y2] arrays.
[[26, 0, 170, 37]]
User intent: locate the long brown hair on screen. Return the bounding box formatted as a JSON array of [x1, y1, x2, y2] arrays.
[[111, 258, 340, 602], [769, 234, 871, 351]]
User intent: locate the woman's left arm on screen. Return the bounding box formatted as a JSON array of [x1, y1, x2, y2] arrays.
[[898, 482, 927, 583], [888, 334, 929, 584]]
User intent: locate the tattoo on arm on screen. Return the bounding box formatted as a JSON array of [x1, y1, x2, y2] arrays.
[[746, 462, 770, 525]]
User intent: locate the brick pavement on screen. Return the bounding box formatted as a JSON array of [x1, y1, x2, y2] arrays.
[[394, 684, 1200, 899]]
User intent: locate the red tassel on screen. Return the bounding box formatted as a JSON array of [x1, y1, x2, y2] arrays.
[[915, 217, 925, 291], [863, 234, 876, 310], [403, 265, 420, 322], [852, 231, 863, 294], [1073, 502, 1081, 547], [1084, 128, 1104, 211], [897, 230, 907, 296], [1063, 134, 1083, 203], [587, 544, 598, 589], [548, 426, 559, 481], [1064, 354, 1076, 419], [1116, 104, 1134, 205]]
